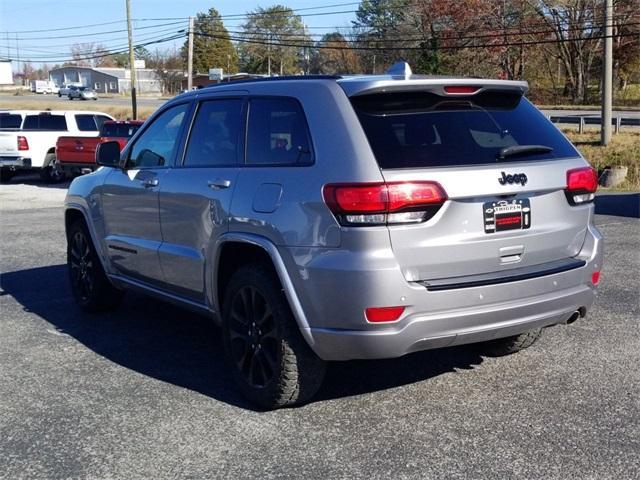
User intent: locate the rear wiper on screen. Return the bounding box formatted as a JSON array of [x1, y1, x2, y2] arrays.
[[497, 145, 553, 160]]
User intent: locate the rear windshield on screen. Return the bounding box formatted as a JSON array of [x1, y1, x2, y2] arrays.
[[0, 114, 22, 129], [101, 123, 141, 138], [351, 91, 578, 169], [23, 114, 67, 131]]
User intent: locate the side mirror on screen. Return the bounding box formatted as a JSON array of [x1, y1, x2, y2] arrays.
[[95, 141, 121, 168]]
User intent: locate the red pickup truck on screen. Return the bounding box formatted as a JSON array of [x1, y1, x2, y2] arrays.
[[57, 120, 143, 175]]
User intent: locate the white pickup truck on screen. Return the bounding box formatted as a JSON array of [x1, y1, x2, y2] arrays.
[[0, 110, 113, 182]]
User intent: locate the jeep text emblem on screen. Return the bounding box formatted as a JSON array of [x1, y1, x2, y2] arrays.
[[498, 171, 528, 186]]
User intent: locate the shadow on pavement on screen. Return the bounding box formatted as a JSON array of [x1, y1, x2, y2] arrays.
[[595, 193, 640, 218], [2, 172, 71, 189], [1, 264, 485, 410]]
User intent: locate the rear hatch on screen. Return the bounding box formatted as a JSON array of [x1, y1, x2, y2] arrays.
[[347, 84, 593, 283]]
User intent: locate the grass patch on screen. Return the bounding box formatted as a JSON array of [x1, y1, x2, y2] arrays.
[[0, 100, 156, 120], [564, 130, 640, 191]]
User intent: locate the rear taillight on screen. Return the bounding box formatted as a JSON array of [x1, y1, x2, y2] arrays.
[[566, 167, 598, 205], [17, 136, 29, 151], [323, 181, 447, 226]]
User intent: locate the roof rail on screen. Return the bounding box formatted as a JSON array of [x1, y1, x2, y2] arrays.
[[202, 74, 342, 89]]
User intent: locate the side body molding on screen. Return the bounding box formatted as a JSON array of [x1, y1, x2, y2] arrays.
[[214, 232, 315, 348]]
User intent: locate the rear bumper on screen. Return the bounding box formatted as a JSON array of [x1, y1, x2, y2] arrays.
[[307, 285, 593, 360], [292, 223, 603, 361], [0, 156, 32, 169], [60, 162, 96, 172]]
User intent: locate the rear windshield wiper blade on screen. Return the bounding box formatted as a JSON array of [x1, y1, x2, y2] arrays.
[[497, 144, 553, 160]]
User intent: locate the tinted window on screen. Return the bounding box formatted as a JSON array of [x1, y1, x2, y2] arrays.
[[128, 104, 188, 168], [75, 114, 98, 131], [0, 114, 22, 129], [23, 114, 67, 131], [101, 123, 141, 138], [351, 92, 578, 169], [246, 98, 313, 166], [183, 99, 243, 167], [95, 115, 111, 131]]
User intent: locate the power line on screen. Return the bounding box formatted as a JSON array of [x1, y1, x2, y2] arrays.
[[1, 32, 185, 64], [195, 30, 638, 52], [12, 20, 187, 41], [0, 25, 188, 53]]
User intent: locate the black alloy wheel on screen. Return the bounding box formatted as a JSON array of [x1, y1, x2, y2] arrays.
[[66, 220, 123, 312], [68, 229, 95, 305], [227, 285, 279, 388], [222, 264, 326, 408]]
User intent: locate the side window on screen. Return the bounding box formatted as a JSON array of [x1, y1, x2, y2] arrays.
[[183, 99, 243, 167], [246, 97, 313, 166], [75, 114, 98, 131], [128, 104, 188, 169]]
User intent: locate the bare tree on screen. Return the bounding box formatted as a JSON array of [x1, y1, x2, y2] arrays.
[[149, 49, 184, 95], [533, 0, 604, 103]]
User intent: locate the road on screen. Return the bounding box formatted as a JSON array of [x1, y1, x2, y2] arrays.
[[0, 93, 166, 108], [1, 176, 639, 479]]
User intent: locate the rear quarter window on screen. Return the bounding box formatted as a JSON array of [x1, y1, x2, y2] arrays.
[[246, 97, 314, 166], [23, 114, 68, 131], [351, 91, 579, 169]]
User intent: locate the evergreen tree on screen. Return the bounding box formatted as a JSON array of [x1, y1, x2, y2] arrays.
[[182, 7, 238, 74]]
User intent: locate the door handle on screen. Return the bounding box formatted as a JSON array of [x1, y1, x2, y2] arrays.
[[208, 179, 231, 190], [142, 178, 159, 188]]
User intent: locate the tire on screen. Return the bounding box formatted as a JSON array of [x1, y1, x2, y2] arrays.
[[58, 92, 62, 97], [67, 219, 123, 312], [222, 263, 326, 409], [68, 95, 73, 100], [479, 328, 542, 356], [0, 169, 14, 183], [39, 154, 66, 183]]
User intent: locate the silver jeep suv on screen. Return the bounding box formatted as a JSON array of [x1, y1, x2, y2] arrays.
[[65, 68, 603, 408]]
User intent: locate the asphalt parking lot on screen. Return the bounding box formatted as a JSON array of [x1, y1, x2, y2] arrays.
[[1, 175, 639, 479]]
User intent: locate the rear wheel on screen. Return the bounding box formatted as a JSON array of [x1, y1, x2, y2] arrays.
[[479, 328, 542, 356], [222, 264, 326, 409], [67, 219, 123, 312], [39, 154, 66, 183]]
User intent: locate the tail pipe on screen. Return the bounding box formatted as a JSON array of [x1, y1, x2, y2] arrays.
[[565, 307, 587, 325]]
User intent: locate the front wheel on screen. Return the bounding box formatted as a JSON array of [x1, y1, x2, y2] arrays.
[[67, 220, 123, 312], [478, 328, 542, 356], [222, 264, 326, 409]]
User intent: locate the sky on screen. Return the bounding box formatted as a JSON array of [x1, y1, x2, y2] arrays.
[[0, 0, 358, 69]]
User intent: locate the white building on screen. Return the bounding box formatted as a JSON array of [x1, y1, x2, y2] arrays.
[[0, 60, 13, 85]]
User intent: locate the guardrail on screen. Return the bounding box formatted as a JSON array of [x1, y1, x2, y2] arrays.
[[549, 115, 640, 133]]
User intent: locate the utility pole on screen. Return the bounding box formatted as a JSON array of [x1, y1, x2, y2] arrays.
[[125, 0, 137, 119], [187, 16, 194, 90], [601, 0, 613, 145], [267, 34, 272, 76], [15, 34, 20, 84]]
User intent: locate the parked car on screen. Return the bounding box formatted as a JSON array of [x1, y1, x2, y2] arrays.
[[0, 110, 113, 182], [57, 120, 143, 176], [69, 86, 98, 101], [58, 84, 81, 97], [64, 66, 603, 408]]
